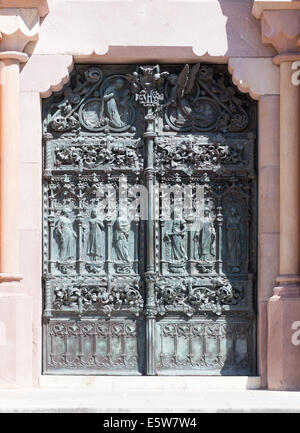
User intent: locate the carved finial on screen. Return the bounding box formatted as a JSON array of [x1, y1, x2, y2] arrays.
[[127, 65, 168, 108]]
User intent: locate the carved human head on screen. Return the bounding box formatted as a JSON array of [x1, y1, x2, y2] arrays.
[[62, 206, 72, 216], [114, 79, 124, 89], [168, 74, 177, 85]]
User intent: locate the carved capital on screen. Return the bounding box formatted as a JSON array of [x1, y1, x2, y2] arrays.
[[0, 7, 42, 56], [262, 10, 300, 53], [0, 1, 48, 17], [252, 1, 300, 19], [252, 2, 300, 54]]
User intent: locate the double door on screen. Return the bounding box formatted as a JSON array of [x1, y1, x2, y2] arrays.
[[42, 64, 257, 375]]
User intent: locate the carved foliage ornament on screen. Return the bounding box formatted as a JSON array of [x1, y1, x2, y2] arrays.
[[52, 136, 143, 171], [155, 276, 243, 316], [53, 277, 143, 316]]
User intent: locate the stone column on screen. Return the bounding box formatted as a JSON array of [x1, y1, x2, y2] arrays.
[[252, 3, 300, 390], [277, 59, 300, 279], [0, 51, 34, 388], [0, 7, 40, 388], [257, 95, 280, 389], [267, 54, 300, 390], [0, 52, 28, 276]]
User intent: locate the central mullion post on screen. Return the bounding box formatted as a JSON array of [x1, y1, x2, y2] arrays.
[[129, 65, 168, 376], [144, 107, 157, 375]]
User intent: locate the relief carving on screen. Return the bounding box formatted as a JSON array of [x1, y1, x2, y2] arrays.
[[80, 76, 135, 132], [54, 206, 77, 261], [155, 276, 242, 316], [127, 64, 168, 108], [48, 320, 138, 369], [164, 64, 249, 133], [113, 212, 132, 274], [53, 136, 142, 171], [87, 209, 104, 261], [43, 64, 256, 375], [53, 277, 143, 316], [194, 208, 216, 262], [45, 68, 136, 134], [157, 320, 251, 370], [154, 134, 253, 175], [226, 207, 242, 273], [164, 218, 188, 271]]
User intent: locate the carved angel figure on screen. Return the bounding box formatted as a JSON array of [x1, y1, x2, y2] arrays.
[[164, 63, 202, 127], [164, 63, 200, 108], [165, 63, 221, 130]]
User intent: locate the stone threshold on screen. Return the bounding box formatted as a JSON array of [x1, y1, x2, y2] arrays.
[[1, 384, 300, 413], [38, 375, 261, 391]]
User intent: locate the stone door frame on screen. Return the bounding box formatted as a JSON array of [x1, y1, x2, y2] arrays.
[[15, 49, 280, 388], [3, 0, 300, 390]]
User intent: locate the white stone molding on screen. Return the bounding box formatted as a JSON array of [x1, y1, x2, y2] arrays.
[[0, 8, 40, 53], [20, 54, 73, 97], [252, 0, 300, 19], [228, 57, 280, 100]]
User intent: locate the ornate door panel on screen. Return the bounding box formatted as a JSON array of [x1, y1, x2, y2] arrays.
[[42, 64, 257, 375]]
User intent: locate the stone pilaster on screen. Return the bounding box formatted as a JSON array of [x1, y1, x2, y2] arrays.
[[0, 6, 41, 388], [253, 1, 300, 390]]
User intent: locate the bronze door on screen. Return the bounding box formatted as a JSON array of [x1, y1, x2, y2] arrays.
[[42, 64, 257, 375]]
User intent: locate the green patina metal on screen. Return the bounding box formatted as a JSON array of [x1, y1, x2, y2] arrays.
[[42, 64, 257, 375]]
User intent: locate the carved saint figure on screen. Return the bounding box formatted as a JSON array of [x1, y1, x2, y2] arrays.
[[226, 207, 241, 265], [114, 215, 130, 262], [194, 208, 216, 261], [54, 207, 77, 261], [87, 209, 104, 261], [166, 219, 188, 262], [101, 79, 128, 128]]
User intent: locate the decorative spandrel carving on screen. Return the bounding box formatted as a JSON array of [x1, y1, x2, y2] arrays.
[[44, 68, 137, 135], [164, 64, 250, 133]]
